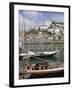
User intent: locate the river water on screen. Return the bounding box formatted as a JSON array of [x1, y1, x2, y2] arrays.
[[30, 44, 64, 64]]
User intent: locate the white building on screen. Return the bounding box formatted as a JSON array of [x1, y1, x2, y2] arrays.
[[48, 28, 54, 34], [54, 29, 60, 35], [40, 25, 48, 30]]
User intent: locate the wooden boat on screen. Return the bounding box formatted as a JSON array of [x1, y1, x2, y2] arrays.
[[33, 50, 58, 57], [19, 50, 58, 58], [30, 68, 64, 78], [19, 60, 64, 79], [20, 68, 64, 78]]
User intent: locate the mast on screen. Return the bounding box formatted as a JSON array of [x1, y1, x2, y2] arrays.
[[34, 28, 36, 53], [53, 26, 56, 50], [23, 17, 27, 52]]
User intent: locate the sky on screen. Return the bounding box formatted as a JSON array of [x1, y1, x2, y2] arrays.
[[19, 10, 64, 31]]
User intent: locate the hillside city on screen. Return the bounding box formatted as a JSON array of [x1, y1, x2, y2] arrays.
[[19, 21, 64, 47]]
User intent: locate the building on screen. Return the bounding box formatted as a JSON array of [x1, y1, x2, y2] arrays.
[[39, 25, 48, 31], [48, 28, 54, 34]]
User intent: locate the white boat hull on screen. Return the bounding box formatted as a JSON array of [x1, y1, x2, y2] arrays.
[[19, 50, 58, 57]]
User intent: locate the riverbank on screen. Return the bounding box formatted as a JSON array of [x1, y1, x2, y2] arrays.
[[23, 40, 64, 44]]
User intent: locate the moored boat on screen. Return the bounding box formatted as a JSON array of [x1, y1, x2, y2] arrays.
[[19, 61, 64, 79], [20, 68, 64, 78], [19, 50, 58, 58]]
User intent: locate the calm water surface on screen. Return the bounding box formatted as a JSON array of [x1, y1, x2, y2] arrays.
[[30, 44, 64, 64]]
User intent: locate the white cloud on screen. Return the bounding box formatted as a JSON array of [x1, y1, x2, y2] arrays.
[[22, 10, 43, 22], [22, 11, 39, 19], [23, 11, 38, 17]]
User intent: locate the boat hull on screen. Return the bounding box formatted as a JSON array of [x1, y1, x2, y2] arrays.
[[30, 70, 64, 78], [20, 68, 64, 79], [19, 50, 58, 59], [31, 52, 57, 58]]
